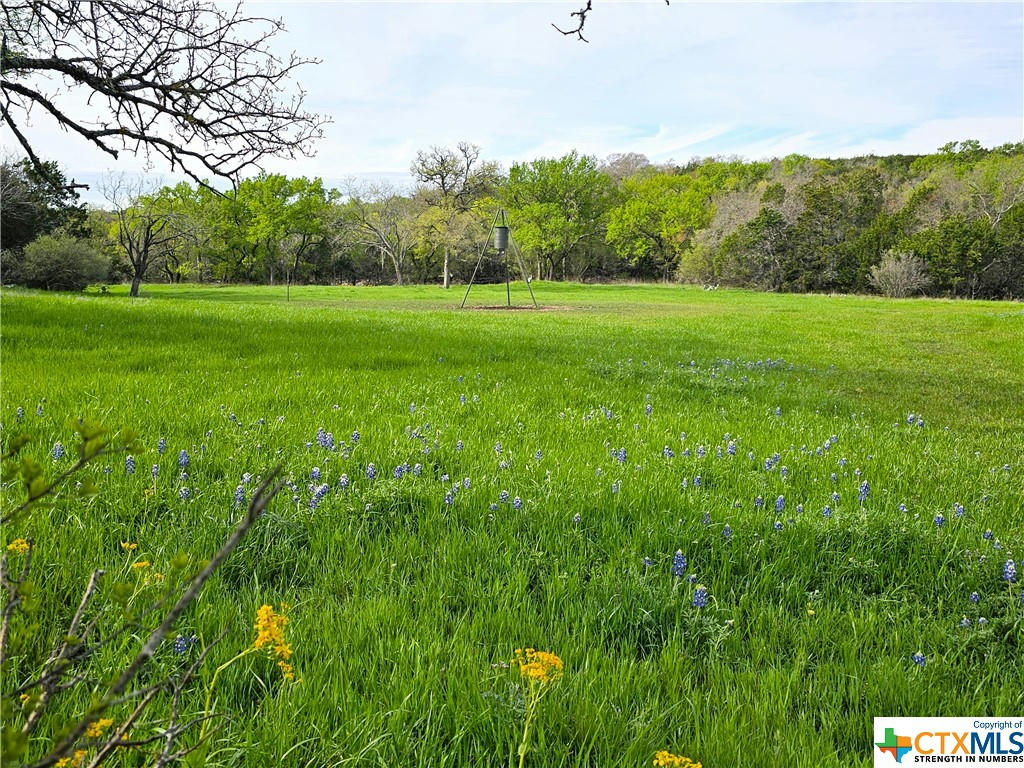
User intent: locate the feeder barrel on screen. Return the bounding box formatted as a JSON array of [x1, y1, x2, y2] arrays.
[[494, 226, 509, 251]]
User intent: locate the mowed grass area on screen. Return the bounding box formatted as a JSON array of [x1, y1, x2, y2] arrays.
[[2, 282, 1022, 767]]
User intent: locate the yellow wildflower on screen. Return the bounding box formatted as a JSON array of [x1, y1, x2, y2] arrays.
[[131, 561, 150, 570], [512, 648, 563, 685], [277, 659, 295, 681], [121, 542, 138, 551], [57, 749, 89, 767], [84, 717, 113, 739], [253, 603, 294, 666], [6, 538, 30, 554], [653, 750, 702, 768], [19, 693, 30, 704]]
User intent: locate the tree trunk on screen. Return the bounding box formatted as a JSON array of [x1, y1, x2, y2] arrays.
[[130, 274, 143, 297], [443, 248, 450, 289]]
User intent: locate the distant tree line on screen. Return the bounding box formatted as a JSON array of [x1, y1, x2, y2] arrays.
[[2, 139, 1022, 299]]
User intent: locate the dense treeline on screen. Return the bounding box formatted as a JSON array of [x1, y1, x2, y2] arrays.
[[2, 139, 1022, 298]]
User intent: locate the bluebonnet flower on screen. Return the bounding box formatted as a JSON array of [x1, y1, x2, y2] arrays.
[[723, 524, 733, 541], [234, 485, 245, 507], [409, 403, 416, 414], [911, 652, 926, 667], [15, 407, 24, 423], [978, 617, 988, 626], [410, 463, 421, 476], [512, 496, 523, 510], [663, 446, 674, 459], [489, 503, 498, 512], [611, 482, 619, 494], [831, 492, 840, 503], [459, 393, 467, 404], [775, 496, 785, 513], [774, 406, 782, 416], [960, 617, 971, 628], [917, 417, 924, 428], [1003, 560, 1017, 583], [351, 430, 360, 443], [780, 466, 788, 479], [443, 492, 454, 506], [839, 458, 847, 468], [727, 441, 736, 456], [969, 591, 980, 603], [441, 473, 450, 483], [242, 472, 252, 484], [822, 505, 833, 519], [899, 503, 907, 512], [953, 502, 965, 517], [155, 438, 165, 455], [151, 464, 159, 479], [983, 529, 994, 540], [338, 474, 349, 490], [494, 442, 502, 455], [858, 481, 870, 503], [796, 504, 804, 514], [642, 556, 654, 568], [572, 513, 582, 524], [693, 476, 702, 488], [774, 520, 783, 532], [228, 412, 237, 423], [645, 403, 653, 416], [716, 446, 723, 459], [179, 487, 190, 501], [393, 465, 405, 479], [616, 447, 626, 464], [830, 472, 838, 483], [178, 449, 189, 469], [173, 635, 197, 655], [693, 585, 709, 609], [535, 449, 543, 461], [934, 514, 945, 527], [311, 467, 321, 482], [51, 442, 64, 461], [36, 404, 43, 416], [456, 440, 464, 452], [672, 550, 687, 577], [701, 512, 711, 526], [687, 573, 697, 584], [499, 460, 509, 470], [595, 467, 603, 476], [854, 468, 861, 477], [754, 496, 764, 508], [697, 445, 706, 459], [907, 413, 916, 425], [125, 455, 135, 475], [365, 464, 376, 480], [309, 483, 329, 509], [103, 466, 111, 476], [499, 490, 509, 504], [463, 477, 470, 489]]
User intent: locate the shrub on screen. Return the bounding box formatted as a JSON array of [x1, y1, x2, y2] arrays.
[[870, 249, 932, 298], [21, 233, 108, 291]]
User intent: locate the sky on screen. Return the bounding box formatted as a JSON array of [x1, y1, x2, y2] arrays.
[[3, 0, 1022, 203]]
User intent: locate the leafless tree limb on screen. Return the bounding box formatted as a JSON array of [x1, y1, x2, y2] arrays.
[[553, 0, 670, 42], [1, 1, 326, 190]]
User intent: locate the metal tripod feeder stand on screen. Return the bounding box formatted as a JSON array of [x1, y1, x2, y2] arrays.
[[460, 210, 538, 308]]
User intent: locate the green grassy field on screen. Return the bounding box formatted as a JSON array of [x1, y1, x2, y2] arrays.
[[2, 282, 1022, 767]]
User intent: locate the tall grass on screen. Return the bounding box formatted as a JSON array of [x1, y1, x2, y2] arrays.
[[2, 283, 1021, 767]]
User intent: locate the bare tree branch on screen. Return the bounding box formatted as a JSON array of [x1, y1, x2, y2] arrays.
[[1, 1, 327, 190]]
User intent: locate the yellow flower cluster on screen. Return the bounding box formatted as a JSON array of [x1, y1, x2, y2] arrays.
[[513, 648, 564, 685], [131, 560, 150, 570], [6, 538, 30, 554], [84, 717, 113, 739], [653, 750, 702, 768], [121, 541, 138, 551], [55, 750, 87, 767], [253, 604, 294, 679]]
